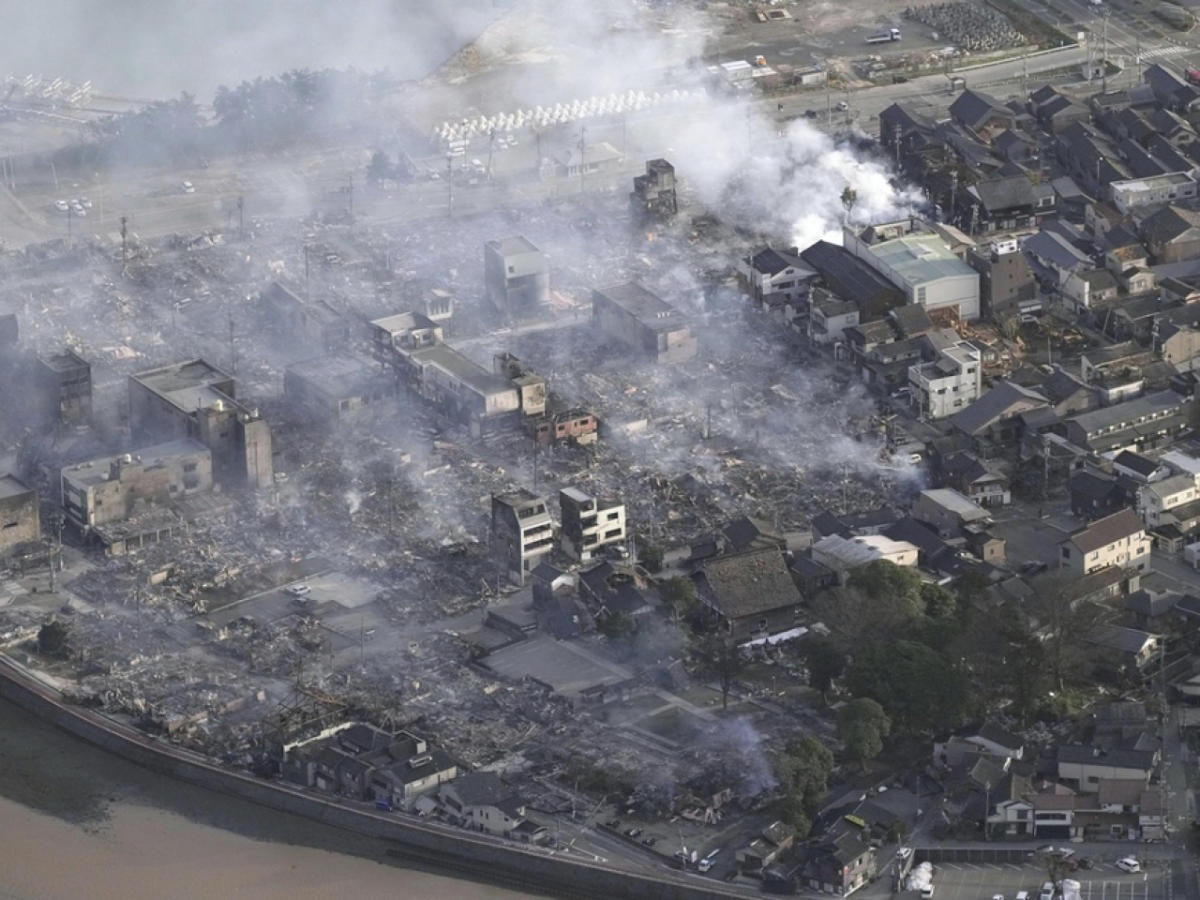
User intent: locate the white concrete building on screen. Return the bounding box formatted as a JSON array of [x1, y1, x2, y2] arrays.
[[1110, 171, 1198, 214], [843, 223, 980, 321], [908, 341, 982, 419], [559, 486, 626, 561], [810, 533, 919, 584]]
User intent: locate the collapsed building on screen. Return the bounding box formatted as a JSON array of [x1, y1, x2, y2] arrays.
[[37, 349, 92, 425], [260, 280, 351, 352], [129, 359, 274, 490], [630, 158, 678, 223]]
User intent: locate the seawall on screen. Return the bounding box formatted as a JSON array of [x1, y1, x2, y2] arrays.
[[0, 654, 746, 900]]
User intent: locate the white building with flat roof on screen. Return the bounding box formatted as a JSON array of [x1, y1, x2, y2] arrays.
[[1110, 171, 1198, 214], [908, 341, 982, 419], [843, 225, 980, 321]]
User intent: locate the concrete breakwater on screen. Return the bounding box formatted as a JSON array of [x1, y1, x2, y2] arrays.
[[0, 654, 744, 900]]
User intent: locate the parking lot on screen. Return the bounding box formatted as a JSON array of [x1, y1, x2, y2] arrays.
[[926, 862, 1166, 900]]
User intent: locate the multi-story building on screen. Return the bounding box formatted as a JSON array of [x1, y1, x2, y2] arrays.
[[0, 474, 39, 557], [967, 238, 1037, 318], [60, 439, 213, 532], [1059, 508, 1151, 576], [1137, 472, 1200, 528], [370, 313, 546, 436], [491, 489, 555, 584], [738, 246, 814, 313], [842, 221, 980, 321], [484, 236, 550, 318], [284, 356, 399, 426], [630, 158, 678, 222], [808, 290, 860, 346], [260, 281, 350, 352], [37, 349, 92, 424], [591, 282, 698, 364], [1064, 390, 1189, 455], [907, 340, 982, 419], [559, 486, 626, 561], [128, 359, 273, 490]]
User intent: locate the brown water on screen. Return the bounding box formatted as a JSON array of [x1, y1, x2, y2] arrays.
[[0, 697, 536, 900]]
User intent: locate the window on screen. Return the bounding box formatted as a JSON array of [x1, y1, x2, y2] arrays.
[[917, 287, 927, 303], [183, 462, 198, 473]]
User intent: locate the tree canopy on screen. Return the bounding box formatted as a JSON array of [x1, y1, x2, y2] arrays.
[[846, 640, 971, 734], [838, 698, 891, 770]]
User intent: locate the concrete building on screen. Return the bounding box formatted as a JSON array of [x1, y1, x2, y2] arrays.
[[260, 281, 350, 352], [630, 158, 677, 222], [371, 313, 546, 436], [1064, 390, 1189, 455], [908, 340, 982, 419], [810, 533, 919, 585], [0, 474, 39, 557], [1136, 472, 1200, 528], [739, 246, 815, 313], [1111, 171, 1198, 214], [912, 488, 992, 537], [284, 356, 398, 426], [967, 238, 1037, 318], [808, 289, 860, 346], [592, 282, 697, 364], [37, 349, 91, 424], [128, 359, 273, 490], [491, 489, 555, 585], [60, 439, 212, 532], [1060, 508, 1151, 576], [842, 222, 981, 321], [559, 486, 626, 562], [484, 237, 550, 318], [440, 772, 539, 841]]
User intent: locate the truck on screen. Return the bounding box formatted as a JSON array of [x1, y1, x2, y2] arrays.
[[866, 28, 902, 44], [698, 848, 721, 873]]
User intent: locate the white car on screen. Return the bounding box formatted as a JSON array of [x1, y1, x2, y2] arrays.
[[896, 847, 913, 861], [55, 199, 69, 212], [181, 180, 195, 193], [1115, 857, 1140, 873], [284, 584, 311, 597], [992, 894, 1005, 900], [79, 196, 92, 209]]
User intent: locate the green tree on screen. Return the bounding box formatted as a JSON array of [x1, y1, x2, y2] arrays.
[[638, 541, 664, 573], [661, 576, 697, 619], [598, 611, 633, 641], [801, 634, 845, 698], [776, 735, 833, 832], [839, 698, 891, 770], [846, 640, 972, 734], [921, 582, 957, 619], [698, 632, 744, 710], [37, 620, 70, 658]]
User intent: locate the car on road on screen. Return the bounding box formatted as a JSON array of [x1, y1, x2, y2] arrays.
[[181, 180, 195, 193], [624, 827, 642, 838], [604, 819, 620, 829], [804, 109, 818, 118], [1038, 886, 1054, 900], [640, 836, 657, 847], [1115, 857, 1140, 873], [835, 100, 849, 111], [284, 584, 312, 597], [79, 197, 92, 209], [54, 199, 69, 212], [896, 846, 913, 861]]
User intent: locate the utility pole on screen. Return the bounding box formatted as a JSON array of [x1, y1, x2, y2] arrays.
[[578, 126, 587, 195], [228, 308, 238, 375], [346, 174, 353, 221], [1101, 13, 1109, 94], [303, 244, 310, 296], [66, 204, 72, 248], [446, 153, 454, 217], [237, 194, 244, 233], [826, 83, 832, 128], [119, 216, 128, 270]]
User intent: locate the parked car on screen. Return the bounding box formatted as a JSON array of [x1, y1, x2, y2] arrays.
[[181, 180, 195, 193], [641, 836, 657, 847], [54, 199, 69, 212], [1116, 857, 1140, 873], [284, 584, 311, 597], [604, 819, 620, 829], [804, 109, 818, 118], [897, 847, 913, 861], [624, 827, 643, 838]]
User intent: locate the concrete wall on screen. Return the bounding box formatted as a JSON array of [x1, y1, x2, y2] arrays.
[[0, 485, 39, 555], [0, 655, 749, 900]]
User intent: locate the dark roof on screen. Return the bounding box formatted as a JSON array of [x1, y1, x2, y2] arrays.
[[1067, 508, 1144, 554], [1041, 367, 1094, 404], [1069, 468, 1120, 502], [950, 89, 1012, 129], [445, 771, 516, 808], [950, 381, 1048, 436], [970, 174, 1037, 212], [579, 561, 650, 616], [722, 516, 783, 552], [1113, 450, 1160, 477], [977, 720, 1023, 752], [1024, 230, 1092, 271], [1057, 743, 1156, 771], [800, 241, 902, 306], [697, 547, 802, 620], [749, 246, 804, 276], [1103, 224, 1144, 252], [811, 510, 851, 539], [883, 516, 948, 559], [889, 304, 934, 336], [1140, 205, 1200, 248], [1175, 593, 1200, 617], [1087, 624, 1157, 654]]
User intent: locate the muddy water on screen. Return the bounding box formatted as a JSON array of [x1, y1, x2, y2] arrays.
[[0, 697, 534, 900]]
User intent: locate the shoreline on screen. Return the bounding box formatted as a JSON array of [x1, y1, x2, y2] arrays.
[[0, 652, 743, 900]]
